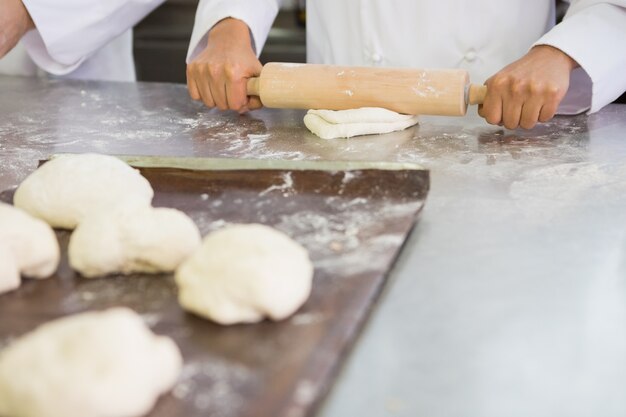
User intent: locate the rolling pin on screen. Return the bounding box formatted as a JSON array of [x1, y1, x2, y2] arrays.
[[246, 63, 487, 116]]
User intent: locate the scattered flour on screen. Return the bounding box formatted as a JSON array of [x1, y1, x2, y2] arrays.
[[173, 359, 255, 416]]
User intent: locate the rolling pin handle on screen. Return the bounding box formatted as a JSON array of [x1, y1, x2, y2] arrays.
[[467, 84, 487, 105], [247, 77, 260, 96]]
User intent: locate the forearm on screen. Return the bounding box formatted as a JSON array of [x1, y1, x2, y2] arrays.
[[188, 0, 278, 62], [0, 0, 35, 59], [534, 1, 626, 112], [19, 0, 164, 74]]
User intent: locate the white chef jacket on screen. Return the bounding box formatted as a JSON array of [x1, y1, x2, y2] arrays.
[[188, 0, 626, 114], [0, 0, 164, 81]]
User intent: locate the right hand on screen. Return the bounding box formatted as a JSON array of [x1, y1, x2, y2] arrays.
[[186, 18, 263, 113], [0, 0, 35, 59]]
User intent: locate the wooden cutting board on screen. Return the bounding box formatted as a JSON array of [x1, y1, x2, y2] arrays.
[[0, 156, 429, 417]]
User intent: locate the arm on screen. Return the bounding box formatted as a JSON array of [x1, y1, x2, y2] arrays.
[[0, 0, 34, 59], [479, 1, 626, 129], [186, 0, 279, 112], [533, 0, 626, 113], [18, 0, 165, 75]]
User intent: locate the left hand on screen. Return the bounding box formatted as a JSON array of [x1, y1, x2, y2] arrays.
[[478, 45, 578, 130], [0, 0, 35, 59]]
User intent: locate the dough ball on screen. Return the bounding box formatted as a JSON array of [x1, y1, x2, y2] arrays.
[[0, 203, 60, 294], [69, 206, 202, 278], [304, 107, 419, 139], [0, 307, 182, 417], [14, 154, 154, 229], [0, 244, 20, 295], [176, 224, 313, 325]]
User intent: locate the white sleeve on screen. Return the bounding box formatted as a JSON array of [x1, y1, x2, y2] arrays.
[[187, 0, 279, 62], [534, 1, 626, 113], [19, 0, 165, 76]]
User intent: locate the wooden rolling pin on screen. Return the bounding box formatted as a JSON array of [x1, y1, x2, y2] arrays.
[[246, 63, 487, 116]]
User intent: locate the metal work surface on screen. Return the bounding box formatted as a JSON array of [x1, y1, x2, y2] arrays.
[[1, 76, 626, 417]]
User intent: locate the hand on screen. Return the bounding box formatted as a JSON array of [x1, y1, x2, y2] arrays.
[[0, 0, 35, 59], [186, 18, 262, 113], [478, 45, 578, 130]]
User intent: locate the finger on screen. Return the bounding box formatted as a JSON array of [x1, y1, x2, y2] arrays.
[[247, 96, 263, 110], [502, 95, 523, 130], [209, 77, 228, 110], [251, 57, 263, 74], [245, 61, 264, 111], [480, 88, 503, 125], [198, 74, 216, 108], [226, 78, 249, 112], [190, 64, 216, 108], [237, 99, 260, 114], [538, 100, 559, 123], [186, 67, 201, 101], [519, 98, 543, 129]]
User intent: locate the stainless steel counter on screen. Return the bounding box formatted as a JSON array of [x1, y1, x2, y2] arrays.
[[1, 76, 626, 417]]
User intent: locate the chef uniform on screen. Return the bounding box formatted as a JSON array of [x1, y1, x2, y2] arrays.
[[0, 0, 165, 81], [188, 0, 626, 114]]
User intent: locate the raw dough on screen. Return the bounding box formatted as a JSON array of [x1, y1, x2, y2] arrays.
[[303, 107, 419, 139], [69, 206, 202, 278], [0, 203, 60, 294], [0, 244, 19, 295], [14, 153, 154, 229], [0, 307, 182, 417], [175, 224, 313, 325]]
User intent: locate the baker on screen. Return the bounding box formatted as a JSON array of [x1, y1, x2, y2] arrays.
[[0, 0, 164, 81], [185, 0, 626, 130]]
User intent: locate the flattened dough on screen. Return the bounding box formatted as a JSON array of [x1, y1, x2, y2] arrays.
[[176, 224, 313, 325], [69, 206, 202, 278], [304, 107, 419, 139], [0, 203, 60, 294], [0, 308, 182, 417], [14, 153, 154, 229]]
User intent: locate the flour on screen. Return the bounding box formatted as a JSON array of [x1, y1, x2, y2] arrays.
[[395, 120, 589, 184], [247, 133, 270, 140], [173, 360, 254, 416], [188, 216, 229, 233], [341, 170, 359, 184], [292, 379, 318, 410], [259, 172, 294, 196], [222, 132, 306, 160], [509, 162, 626, 221], [275, 200, 422, 276], [61, 276, 176, 312]]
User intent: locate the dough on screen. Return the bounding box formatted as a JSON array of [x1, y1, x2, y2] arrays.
[[14, 154, 154, 229], [0, 203, 60, 294], [0, 307, 182, 417], [69, 206, 202, 278], [175, 224, 313, 325], [304, 107, 419, 139], [0, 244, 19, 295]]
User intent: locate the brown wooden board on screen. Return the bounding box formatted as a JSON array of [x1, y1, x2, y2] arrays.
[[0, 166, 429, 417]]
